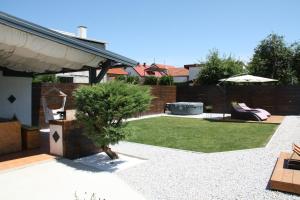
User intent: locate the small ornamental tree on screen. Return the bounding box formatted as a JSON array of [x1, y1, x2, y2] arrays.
[[73, 81, 152, 159]]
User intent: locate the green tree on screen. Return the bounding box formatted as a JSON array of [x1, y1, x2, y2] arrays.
[[248, 34, 296, 84], [144, 76, 158, 85], [32, 74, 58, 83], [115, 75, 126, 81], [116, 75, 140, 84], [196, 50, 244, 85], [292, 42, 300, 82], [159, 76, 174, 85], [73, 81, 152, 159], [126, 76, 140, 84]]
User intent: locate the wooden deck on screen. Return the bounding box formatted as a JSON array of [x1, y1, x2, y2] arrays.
[[269, 152, 300, 195], [219, 115, 285, 124], [0, 153, 56, 172], [0, 131, 56, 172]]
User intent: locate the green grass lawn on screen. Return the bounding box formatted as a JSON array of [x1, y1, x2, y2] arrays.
[[125, 116, 278, 153]]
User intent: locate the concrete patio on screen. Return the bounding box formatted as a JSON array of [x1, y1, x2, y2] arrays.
[[0, 156, 145, 200]]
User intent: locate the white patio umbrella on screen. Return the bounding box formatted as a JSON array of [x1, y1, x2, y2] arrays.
[[217, 74, 278, 119], [219, 74, 278, 83]]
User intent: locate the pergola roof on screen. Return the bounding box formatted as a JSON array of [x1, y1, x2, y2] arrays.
[[0, 11, 137, 74]]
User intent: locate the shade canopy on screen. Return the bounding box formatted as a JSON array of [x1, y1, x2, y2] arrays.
[[0, 11, 137, 74], [219, 75, 278, 83]]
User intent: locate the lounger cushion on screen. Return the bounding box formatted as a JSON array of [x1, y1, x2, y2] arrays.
[[238, 103, 271, 117]]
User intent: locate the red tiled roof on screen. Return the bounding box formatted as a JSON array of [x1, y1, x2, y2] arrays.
[[153, 63, 177, 69], [132, 63, 187, 77], [167, 68, 189, 77], [133, 64, 163, 77], [107, 68, 128, 75]]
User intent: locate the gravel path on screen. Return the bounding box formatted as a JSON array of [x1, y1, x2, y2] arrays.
[[112, 116, 300, 200]]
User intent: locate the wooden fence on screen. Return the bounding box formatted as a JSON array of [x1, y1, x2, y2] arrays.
[[32, 83, 176, 128], [177, 85, 300, 115]]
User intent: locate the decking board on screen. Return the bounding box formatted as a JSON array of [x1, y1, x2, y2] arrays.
[[269, 152, 300, 195]]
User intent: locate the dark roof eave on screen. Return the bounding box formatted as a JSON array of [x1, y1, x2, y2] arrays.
[[0, 11, 137, 67]]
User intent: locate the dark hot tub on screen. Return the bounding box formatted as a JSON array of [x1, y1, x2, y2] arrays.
[[166, 102, 203, 115]]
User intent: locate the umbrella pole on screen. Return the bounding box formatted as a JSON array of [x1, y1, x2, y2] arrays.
[[223, 84, 227, 120], [216, 82, 226, 119]]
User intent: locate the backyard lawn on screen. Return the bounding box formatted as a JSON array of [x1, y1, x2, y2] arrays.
[[125, 117, 278, 153]]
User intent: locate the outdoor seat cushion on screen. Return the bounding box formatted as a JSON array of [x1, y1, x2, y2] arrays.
[[238, 103, 271, 117], [231, 102, 268, 121]]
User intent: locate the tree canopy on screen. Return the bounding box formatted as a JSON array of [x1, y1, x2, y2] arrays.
[[196, 50, 245, 85], [248, 34, 299, 85]]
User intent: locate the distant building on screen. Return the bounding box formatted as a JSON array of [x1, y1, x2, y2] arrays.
[[125, 63, 188, 83], [150, 63, 188, 83], [125, 63, 163, 80], [167, 67, 189, 83], [107, 68, 128, 81], [184, 64, 204, 82]]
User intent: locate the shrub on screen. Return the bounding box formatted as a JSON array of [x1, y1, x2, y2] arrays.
[[73, 81, 152, 159], [159, 76, 174, 85], [126, 76, 140, 84], [144, 76, 158, 85], [115, 75, 126, 81], [32, 74, 58, 83], [116, 75, 140, 84]]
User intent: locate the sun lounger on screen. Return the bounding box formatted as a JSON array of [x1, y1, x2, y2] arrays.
[[238, 103, 271, 117], [231, 102, 268, 121], [287, 143, 300, 170]]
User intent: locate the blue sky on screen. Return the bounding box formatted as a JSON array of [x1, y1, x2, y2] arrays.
[[1, 0, 300, 66]]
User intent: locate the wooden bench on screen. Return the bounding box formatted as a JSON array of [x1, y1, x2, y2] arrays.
[[269, 152, 300, 195]]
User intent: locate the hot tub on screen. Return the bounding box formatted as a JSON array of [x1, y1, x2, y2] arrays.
[[166, 102, 203, 115]]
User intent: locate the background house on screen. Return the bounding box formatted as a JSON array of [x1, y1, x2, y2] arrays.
[[167, 68, 189, 83], [149, 63, 188, 83], [125, 63, 189, 83], [125, 63, 162, 80], [107, 68, 128, 81], [184, 64, 203, 82]]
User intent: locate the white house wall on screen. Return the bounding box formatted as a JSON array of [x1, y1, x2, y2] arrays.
[[173, 76, 188, 83], [0, 71, 32, 125], [125, 67, 141, 78], [56, 70, 107, 83], [189, 67, 201, 81]]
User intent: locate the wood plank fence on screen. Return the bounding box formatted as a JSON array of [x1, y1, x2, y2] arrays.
[[32, 83, 176, 128], [177, 85, 300, 115]]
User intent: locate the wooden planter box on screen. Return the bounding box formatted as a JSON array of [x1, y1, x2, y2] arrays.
[[21, 126, 40, 150], [49, 119, 101, 159], [0, 120, 21, 155]]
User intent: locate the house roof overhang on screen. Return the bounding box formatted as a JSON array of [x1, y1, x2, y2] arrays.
[[0, 11, 138, 75]]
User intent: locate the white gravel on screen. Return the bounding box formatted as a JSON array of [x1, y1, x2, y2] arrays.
[[112, 116, 300, 200]]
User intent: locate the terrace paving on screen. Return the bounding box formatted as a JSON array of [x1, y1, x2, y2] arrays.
[[112, 116, 300, 200], [0, 158, 145, 200]]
